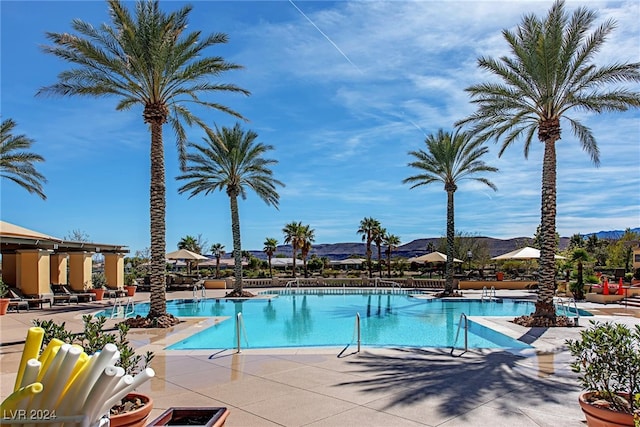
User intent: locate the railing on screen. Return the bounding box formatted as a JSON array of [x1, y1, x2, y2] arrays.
[[338, 312, 361, 357], [556, 297, 580, 326], [374, 278, 402, 288], [481, 286, 497, 301], [450, 313, 468, 357], [285, 279, 300, 288], [235, 312, 249, 353], [192, 284, 206, 300], [110, 297, 135, 319]]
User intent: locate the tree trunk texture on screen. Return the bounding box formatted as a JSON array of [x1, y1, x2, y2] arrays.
[[230, 195, 243, 294]]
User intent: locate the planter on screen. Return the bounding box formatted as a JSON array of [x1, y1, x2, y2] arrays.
[[148, 407, 229, 427], [0, 298, 9, 315], [125, 286, 137, 297], [89, 288, 105, 301], [110, 393, 153, 427], [496, 272, 504, 281], [578, 392, 634, 427]]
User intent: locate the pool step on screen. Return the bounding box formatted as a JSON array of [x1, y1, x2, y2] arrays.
[[622, 295, 640, 308]]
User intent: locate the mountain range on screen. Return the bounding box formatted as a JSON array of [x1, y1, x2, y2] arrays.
[[248, 228, 639, 261]]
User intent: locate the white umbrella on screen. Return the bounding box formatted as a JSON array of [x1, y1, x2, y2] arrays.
[[166, 249, 208, 261], [409, 251, 463, 264], [491, 246, 566, 260]]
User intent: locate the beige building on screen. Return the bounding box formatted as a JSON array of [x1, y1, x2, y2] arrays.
[[0, 221, 128, 298]]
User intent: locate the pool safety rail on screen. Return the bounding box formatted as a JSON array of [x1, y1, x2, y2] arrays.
[[556, 297, 580, 326], [338, 313, 361, 357], [110, 297, 135, 319], [481, 286, 497, 301], [235, 312, 249, 353], [450, 313, 468, 357], [193, 284, 206, 301]]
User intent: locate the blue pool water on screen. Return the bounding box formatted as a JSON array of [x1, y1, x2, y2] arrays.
[[99, 291, 589, 350]]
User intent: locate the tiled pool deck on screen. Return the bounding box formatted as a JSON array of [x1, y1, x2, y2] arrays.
[[2, 288, 639, 426]]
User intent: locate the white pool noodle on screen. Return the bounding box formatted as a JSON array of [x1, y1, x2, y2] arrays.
[[83, 366, 124, 424], [40, 346, 81, 411], [52, 354, 96, 419], [113, 375, 134, 395], [27, 344, 70, 416], [65, 344, 119, 416], [16, 360, 42, 411], [96, 368, 155, 419]]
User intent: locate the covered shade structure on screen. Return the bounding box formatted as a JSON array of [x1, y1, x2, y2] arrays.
[[491, 246, 566, 260], [408, 251, 463, 264]]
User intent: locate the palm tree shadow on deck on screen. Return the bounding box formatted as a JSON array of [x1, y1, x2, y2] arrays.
[[336, 347, 578, 419]]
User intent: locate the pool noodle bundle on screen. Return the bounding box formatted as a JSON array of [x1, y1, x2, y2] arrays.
[[0, 327, 155, 427]]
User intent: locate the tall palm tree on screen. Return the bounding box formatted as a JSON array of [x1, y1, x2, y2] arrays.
[[177, 123, 283, 297], [373, 226, 386, 278], [383, 233, 401, 278], [357, 217, 380, 278], [457, 0, 640, 322], [38, 0, 249, 324], [403, 129, 497, 295], [283, 221, 304, 278], [210, 243, 225, 278], [299, 225, 315, 278], [0, 119, 47, 200], [263, 238, 278, 278]]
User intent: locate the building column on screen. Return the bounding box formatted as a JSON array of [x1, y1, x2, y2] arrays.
[[50, 252, 68, 285], [104, 253, 125, 289], [1, 253, 17, 287], [68, 252, 93, 292], [16, 249, 51, 296]]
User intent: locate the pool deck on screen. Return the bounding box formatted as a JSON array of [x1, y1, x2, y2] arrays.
[[2, 288, 640, 426]]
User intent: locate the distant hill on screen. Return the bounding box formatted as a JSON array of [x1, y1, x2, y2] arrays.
[[248, 227, 639, 261]]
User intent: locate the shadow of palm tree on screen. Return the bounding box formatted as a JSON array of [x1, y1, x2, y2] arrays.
[[337, 347, 578, 417]]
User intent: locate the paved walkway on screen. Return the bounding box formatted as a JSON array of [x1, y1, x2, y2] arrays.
[[2, 288, 639, 426]]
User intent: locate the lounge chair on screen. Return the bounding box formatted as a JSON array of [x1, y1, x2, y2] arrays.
[[7, 298, 30, 313], [55, 285, 95, 302], [8, 288, 52, 309], [50, 285, 79, 304]]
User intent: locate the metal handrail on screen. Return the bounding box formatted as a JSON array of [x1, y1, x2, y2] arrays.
[[285, 279, 299, 288], [556, 297, 580, 326], [450, 312, 468, 357], [193, 284, 206, 300], [374, 278, 402, 289], [481, 286, 496, 301], [235, 312, 249, 353], [338, 312, 361, 357]]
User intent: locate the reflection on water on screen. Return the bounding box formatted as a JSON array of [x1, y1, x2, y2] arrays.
[[263, 300, 277, 323], [284, 295, 313, 342]]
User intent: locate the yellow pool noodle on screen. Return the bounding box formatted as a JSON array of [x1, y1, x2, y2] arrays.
[[60, 352, 89, 397], [14, 328, 44, 392], [37, 341, 64, 382], [1, 383, 43, 413], [38, 338, 65, 366]]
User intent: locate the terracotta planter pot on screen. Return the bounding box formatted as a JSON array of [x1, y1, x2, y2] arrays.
[[496, 272, 504, 281], [89, 288, 105, 301], [578, 392, 634, 427], [148, 407, 229, 426], [125, 286, 137, 297], [0, 298, 9, 315], [110, 393, 153, 427]]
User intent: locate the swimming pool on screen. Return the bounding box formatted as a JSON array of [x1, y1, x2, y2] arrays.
[[105, 290, 585, 350]]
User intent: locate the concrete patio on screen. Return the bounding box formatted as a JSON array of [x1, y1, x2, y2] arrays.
[[2, 288, 639, 426]]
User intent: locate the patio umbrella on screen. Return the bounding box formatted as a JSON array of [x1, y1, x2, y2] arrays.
[[491, 246, 566, 260], [166, 249, 208, 274], [409, 251, 463, 264]]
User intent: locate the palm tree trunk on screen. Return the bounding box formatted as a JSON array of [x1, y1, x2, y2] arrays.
[[366, 240, 373, 278], [215, 258, 220, 279], [292, 248, 297, 278], [268, 256, 273, 278], [534, 137, 558, 321], [148, 120, 166, 319], [377, 245, 383, 278], [445, 190, 455, 294], [386, 249, 392, 278], [229, 195, 243, 294]]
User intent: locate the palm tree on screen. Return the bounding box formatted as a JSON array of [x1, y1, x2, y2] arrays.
[[177, 235, 201, 274], [210, 243, 225, 278], [299, 225, 315, 278], [263, 238, 278, 278], [283, 221, 304, 278], [403, 129, 497, 295], [570, 248, 590, 300], [38, 0, 249, 324], [373, 226, 386, 278], [383, 233, 401, 278], [0, 119, 47, 200], [457, 0, 640, 322], [357, 217, 381, 278], [177, 123, 283, 297]]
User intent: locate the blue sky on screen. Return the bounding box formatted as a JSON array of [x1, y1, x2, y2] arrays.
[[1, 0, 639, 255]]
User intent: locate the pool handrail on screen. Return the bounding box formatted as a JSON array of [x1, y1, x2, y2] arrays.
[[338, 312, 361, 358], [556, 297, 580, 326], [450, 312, 468, 357]]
